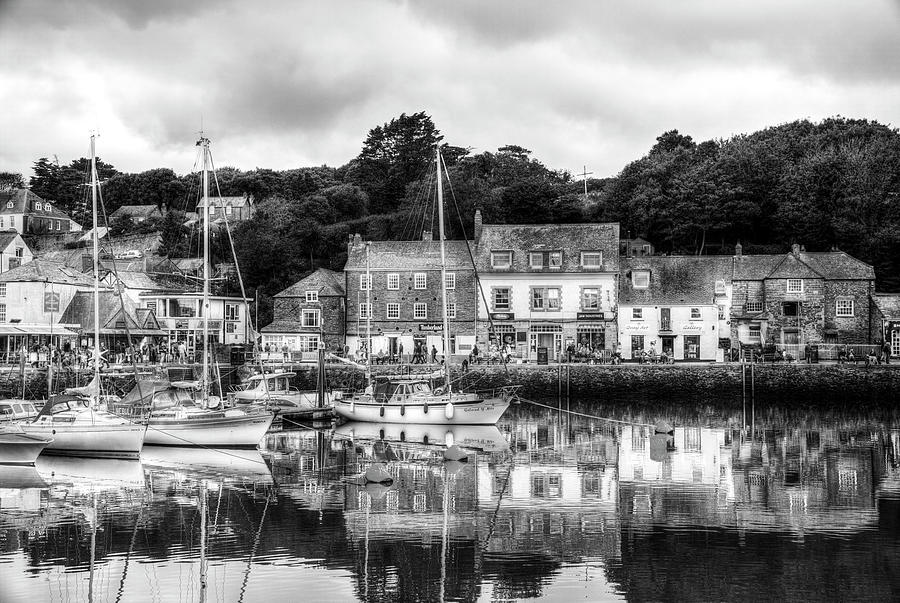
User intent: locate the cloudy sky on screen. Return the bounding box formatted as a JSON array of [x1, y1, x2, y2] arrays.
[[2, 0, 899, 180]]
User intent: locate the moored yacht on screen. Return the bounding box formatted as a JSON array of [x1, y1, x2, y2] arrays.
[[0, 425, 53, 465]]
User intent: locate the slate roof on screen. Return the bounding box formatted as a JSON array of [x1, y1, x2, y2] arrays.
[[198, 196, 250, 209], [619, 256, 733, 306], [0, 189, 73, 220], [733, 251, 874, 281], [59, 290, 164, 335], [275, 268, 345, 298], [0, 230, 22, 250], [260, 320, 314, 333], [110, 205, 164, 219], [475, 223, 619, 272], [346, 239, 474, 271], [873, 293, 900, 318], [111, 270, 198, 293], [0, 259, 96, 286]]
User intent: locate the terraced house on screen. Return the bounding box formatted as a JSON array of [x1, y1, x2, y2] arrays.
[[474, 213, 620, 362], [261, 268, 345, 355], [730, 243, 875, 358], [344, 232, 477, 360]]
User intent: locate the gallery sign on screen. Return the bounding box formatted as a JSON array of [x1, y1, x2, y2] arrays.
[[680, 323, 704, 333]]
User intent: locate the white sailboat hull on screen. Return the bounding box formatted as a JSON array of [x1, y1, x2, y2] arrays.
[[334, 421, 509, 452], [143, 413, 275, 448], [333, 394, 509, 425], [0, 432, 53, 465], [19, 423, 144, 459]]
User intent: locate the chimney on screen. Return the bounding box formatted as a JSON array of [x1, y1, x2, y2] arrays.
[[422, 230, 432, 241], [735, 241, 742, 257], [792, 243, 801, 257], [474, 209, 483, 241]]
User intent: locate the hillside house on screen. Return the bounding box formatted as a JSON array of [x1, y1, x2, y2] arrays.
[[261, 268, 345, 354], [0, 189, 78, 234]]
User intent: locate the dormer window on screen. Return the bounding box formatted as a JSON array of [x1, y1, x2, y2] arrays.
[[548, 251, 562, 269], [581, 251, 602, 268], [5, 201, 12, 209], [35, 202, 41, 211], [491, 250, 512, 269], [46, 204, 51, 212], [632, 270, 650, 289], [529, 252, 543, 269]]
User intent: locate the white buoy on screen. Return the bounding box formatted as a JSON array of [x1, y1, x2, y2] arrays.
[[654, 420, 674, 434], [444, 402, 454, 419], [364, 463, 393, 484], [443, 444, 468, 462], [444, 431, 455, 447]]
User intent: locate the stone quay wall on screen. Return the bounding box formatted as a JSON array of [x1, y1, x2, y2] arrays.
[[301, 363, 900, 403]]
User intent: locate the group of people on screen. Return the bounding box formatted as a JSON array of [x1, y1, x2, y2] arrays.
[[837, 341, 893, 365], [350, 341, 440, 364]]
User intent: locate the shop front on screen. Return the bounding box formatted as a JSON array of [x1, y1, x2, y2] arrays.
[[885, 320, 900, 357]]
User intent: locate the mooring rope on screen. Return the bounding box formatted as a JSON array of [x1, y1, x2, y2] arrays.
[[516, 396, 655, 428]]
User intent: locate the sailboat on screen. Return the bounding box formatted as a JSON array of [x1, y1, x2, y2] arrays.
[[19, 135, 146, 459], [121, 135, 274, 448], [333, 147, 517, 425]]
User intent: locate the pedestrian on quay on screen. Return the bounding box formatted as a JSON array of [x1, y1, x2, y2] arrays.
[[883, 341, 891, 364], [398, 341, 404, 364], [430, 345, 438, 364]]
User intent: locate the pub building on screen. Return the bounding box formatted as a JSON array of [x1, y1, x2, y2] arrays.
[[872, 293, 900, 357], [618, 256, 732, 362], [474, 213, 620, 362], [344, 232, 477, 362]]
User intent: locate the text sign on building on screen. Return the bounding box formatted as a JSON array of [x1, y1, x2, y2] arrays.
[[489, 312, 515, 321], [576, 312, 605, 321], [419, 323, 443, 332], [624, 323, 651, 332], [681, 323, 704, 333], [43, 292, 60, 313]]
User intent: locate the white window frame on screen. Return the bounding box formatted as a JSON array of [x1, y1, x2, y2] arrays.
[[0, 303, 6, 322], [632, 307, 643, 320], [359, 274, 371, 291], [386, 302, 400, 319], [446, 302, 456, 318], [414, 302, 427, 319], [531, 287, 561, 311], [581, 251, 602, 268], [836, 298, 854, 317], [787, 279, 803, 293], [35, 202, 41, 211], [5, 201, 11, 209], [224, 303, 239, 320], [359, 303, 371, 319], [632, 271, 650, 289], [490, 250, 512, 268], [493, 287, 511, 312], [301, 308, 320, 328], [387, 273, 400, 290], [690, 307, 702, 320], [0, 284, 6, 297], [444, 272, 455, 290], [225, 205, 233, 215], [529, 252, 543, 268], [548, 251, 562, 269], [582, 288, 600, 311], [305, 290, 318, 302], [414, 273, 427, 289], [745, 301, 763, 313], [718, 305, 726, 320]]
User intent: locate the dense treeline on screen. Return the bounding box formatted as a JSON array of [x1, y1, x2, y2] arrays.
[[15, 113, 900, 325]]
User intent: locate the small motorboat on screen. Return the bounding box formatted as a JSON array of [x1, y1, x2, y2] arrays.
[[0, 425, 53, 465], [0, 399, 41, 423]]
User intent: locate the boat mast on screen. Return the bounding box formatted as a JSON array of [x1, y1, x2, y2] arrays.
[[436, 147, 451, 392], [90, 134, 101, 402], [365, 242, 372, 383], [199, 136, 211, 401]]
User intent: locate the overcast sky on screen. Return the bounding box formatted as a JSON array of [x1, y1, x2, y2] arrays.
[[2, 0, 899, 181]]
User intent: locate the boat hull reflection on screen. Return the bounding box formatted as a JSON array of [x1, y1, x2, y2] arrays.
[[335, 421, 509, 452], [141, 446, 274, 485]]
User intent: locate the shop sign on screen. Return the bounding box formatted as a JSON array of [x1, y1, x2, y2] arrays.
[[624, 323, 650, 332], [490, 312, 515, 321], [681, 323, 704, 333], [419, 323, 443, 332], [576, 312, 605, 321], [208, 320, 223, 330], [175, 320, 189, 329]]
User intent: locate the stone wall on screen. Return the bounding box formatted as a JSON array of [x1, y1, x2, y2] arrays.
[[297, 363, 900, 404]]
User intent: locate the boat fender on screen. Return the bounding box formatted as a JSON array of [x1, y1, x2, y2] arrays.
[[364, 463, 394, 485], [400, 404, 405, 416], [444, 402, 454, 419], [423, 403, 429, 414], [380, 405, 385, 417], [350, 400, 355, 413], [444, 431, 455, 447]]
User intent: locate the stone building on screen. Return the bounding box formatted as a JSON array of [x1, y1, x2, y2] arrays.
[[344, 232, 477, 360], [871, 293, 900, 356], [618, 256, 732, 361], [0, 189, 78, 234], [260, 268, 346, 354], [731, 243, 875, 356], [474, 213, 620, 362]]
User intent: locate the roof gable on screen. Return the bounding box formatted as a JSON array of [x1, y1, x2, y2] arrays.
[[346, 239, 475, 271], [276, 268, 345, 297], [767, 253, 823, 279], [619, 256, 732, 306]]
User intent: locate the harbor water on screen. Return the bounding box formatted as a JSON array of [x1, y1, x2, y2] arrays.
[[1, 398, 898, 602]]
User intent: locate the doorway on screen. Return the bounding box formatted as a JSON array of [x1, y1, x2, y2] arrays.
[[684, 335, 700, 360], [661, 336, 675, 358]]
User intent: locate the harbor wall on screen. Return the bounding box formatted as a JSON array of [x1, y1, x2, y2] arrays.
[[300, 363, 900, 403]]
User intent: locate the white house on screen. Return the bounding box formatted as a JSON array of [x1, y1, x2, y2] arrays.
[[0, 189, 78, 234], [618, 256, 732, 361], [138, 291, 253, 351], [474, 213, 620, 362], [0, 231, 33, 273]]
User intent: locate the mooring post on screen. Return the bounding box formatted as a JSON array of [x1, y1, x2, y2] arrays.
[[557, 362, 562, 410], [742, 362, 747, 427]]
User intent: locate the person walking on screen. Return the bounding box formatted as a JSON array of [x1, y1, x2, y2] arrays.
[[398, 341, 404, 364], [430, 345, 438, 364], [883, 340, 891, 365]]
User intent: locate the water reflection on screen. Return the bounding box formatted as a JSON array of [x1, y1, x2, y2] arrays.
[[0, 402, 897, 601]]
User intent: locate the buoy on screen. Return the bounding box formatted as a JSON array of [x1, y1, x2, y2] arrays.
[[364, 463, 393, 484], [444, 431, 455, 447], [443, 444, 468, 462], [654, 420, 674, 434], [423, 403, 429, 414], [444, 402, 454, 419]]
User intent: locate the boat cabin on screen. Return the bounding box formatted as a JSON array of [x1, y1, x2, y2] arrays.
[[372, 379, 432, 403], [0, 400, 40, 422], [243, 372, 297, 395]]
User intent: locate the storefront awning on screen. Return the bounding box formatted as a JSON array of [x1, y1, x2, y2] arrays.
[[11, 325, 78, 336], [82, 328, 167, 336], [0, 325, 22, 335]]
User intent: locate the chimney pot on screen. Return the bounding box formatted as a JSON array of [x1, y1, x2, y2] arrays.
[[474, 209, 483, 241], [792, 243, 801, 256], [735, 241, 742, 257]]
